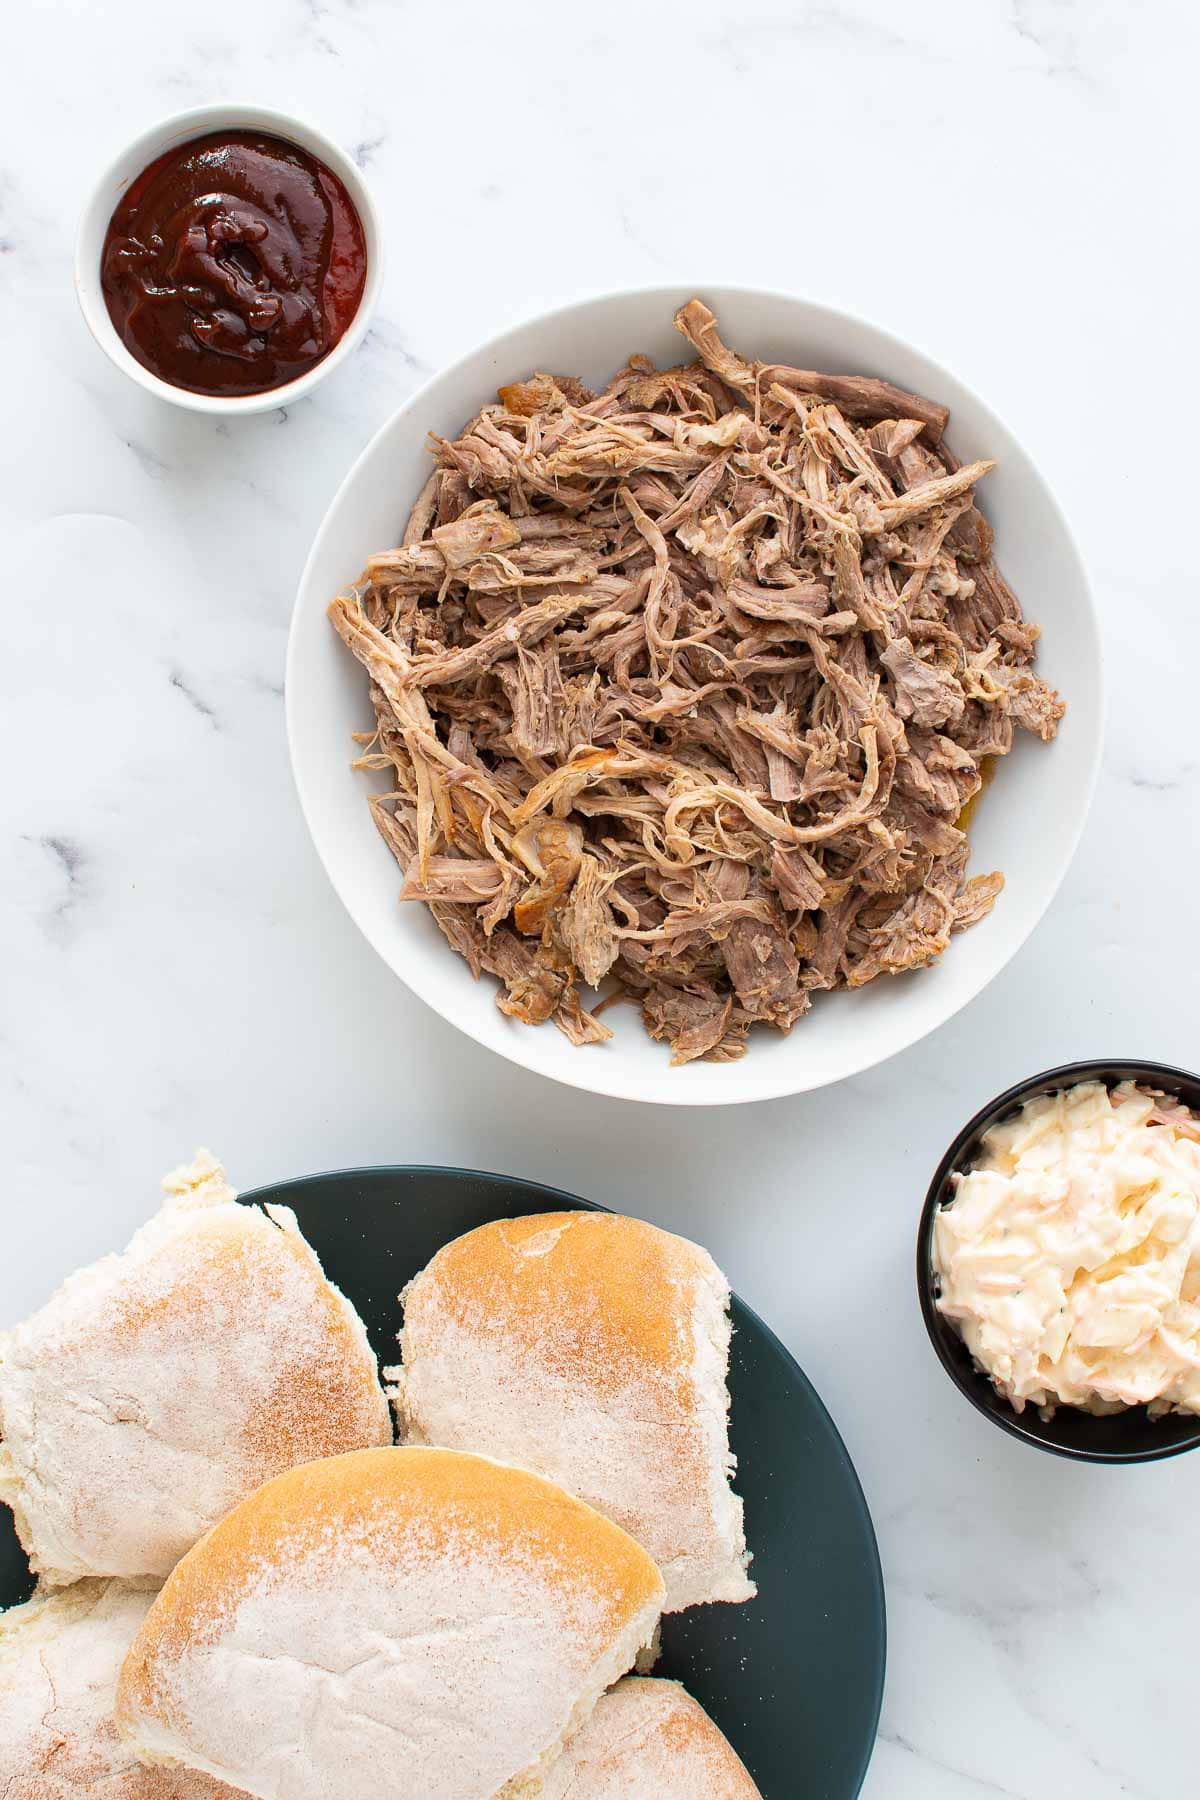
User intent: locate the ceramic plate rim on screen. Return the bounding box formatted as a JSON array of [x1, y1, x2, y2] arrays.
[[243, 1161, 888, 1796], [0, 1161, 887, 1796]]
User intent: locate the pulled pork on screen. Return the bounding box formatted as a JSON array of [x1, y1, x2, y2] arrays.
[[329, 301, 1063, 1065]]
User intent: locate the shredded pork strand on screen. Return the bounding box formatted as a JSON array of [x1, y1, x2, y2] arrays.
[[329, 301, 1064, 1065]]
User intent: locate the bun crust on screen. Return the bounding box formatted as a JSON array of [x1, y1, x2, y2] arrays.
[[400, 1211, 708, 1385], [541, 1677, 761, 1798], [117, 1446, 664, 1800], [0, 1153, 392, 1584], [390, 1212, 754, 1610], [0, 1578, 237, 1797]]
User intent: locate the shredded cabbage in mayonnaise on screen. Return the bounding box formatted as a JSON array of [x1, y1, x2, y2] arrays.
[[933, 1081, 1200, 1416]]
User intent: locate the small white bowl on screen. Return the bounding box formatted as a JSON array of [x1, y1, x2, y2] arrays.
[[287, 284, 1102, 1106], [75, 103, 382, 416]]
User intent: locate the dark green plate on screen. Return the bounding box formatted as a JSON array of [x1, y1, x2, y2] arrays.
[[0, 1167, 884, 1798]]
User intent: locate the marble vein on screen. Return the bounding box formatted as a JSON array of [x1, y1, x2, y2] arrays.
[[1, 6, 1197, 1800], [878, 1728, 1033, 1799], [169, 669, 219, 725]]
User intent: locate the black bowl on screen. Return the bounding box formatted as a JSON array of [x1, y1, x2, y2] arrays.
[[1, 1166, 885, 1799], [917, 1059, 1200, 1464]]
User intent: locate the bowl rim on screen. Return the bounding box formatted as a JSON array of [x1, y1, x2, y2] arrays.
[[286, 280, 1103, 1107], [74, 100, 383, 416], [916, 1056, 1200, 1464]]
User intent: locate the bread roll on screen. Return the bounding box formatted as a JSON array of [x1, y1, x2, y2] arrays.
[[0, 1578, 239, 1797], [117, 1445, 665, 1800], [388, 1211, 754, 1610], [542, 1677, 762, 1797], [0, 1152, 391, 1585]]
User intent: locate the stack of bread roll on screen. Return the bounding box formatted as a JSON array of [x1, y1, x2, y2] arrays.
[[0, 1155, 761, 1797]]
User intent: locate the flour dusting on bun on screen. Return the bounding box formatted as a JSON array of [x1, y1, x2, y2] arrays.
[[117, 1445, 665, 1799], [543, 1676, 761, 1797], [0, 1152, 391, 1585], [390, 1211, 754, 1610]]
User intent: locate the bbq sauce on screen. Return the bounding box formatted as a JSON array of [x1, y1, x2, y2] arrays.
[[100, 131, 367, 397]]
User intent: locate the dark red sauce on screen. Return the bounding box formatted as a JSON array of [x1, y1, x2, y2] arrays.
[[100, 131, 368, 397]]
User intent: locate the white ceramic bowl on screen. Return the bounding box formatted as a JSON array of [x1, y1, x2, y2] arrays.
[[75, 103, 382, 415], [287, 285, 1102, 1106]]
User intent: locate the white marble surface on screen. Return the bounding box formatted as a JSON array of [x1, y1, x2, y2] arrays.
[[2, 1, 1196, 1793]]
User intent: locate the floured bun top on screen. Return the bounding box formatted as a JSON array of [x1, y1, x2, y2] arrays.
[[388, 1211, 754, 1611], [0, 1152, 391, 1585], [117, 1446, 664, 1800], [0, 1578, 240, 1797], [541, 1677, 762, 1798]]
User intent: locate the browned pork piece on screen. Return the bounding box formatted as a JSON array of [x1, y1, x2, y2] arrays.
[[329, 301, 1064, 1064]]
